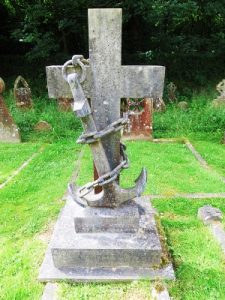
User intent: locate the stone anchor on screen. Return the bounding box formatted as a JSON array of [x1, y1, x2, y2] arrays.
[[63, 55, 147, 208], [39, 8, 175, 281]]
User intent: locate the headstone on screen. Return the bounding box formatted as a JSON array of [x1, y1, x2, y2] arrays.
[[14, 76, 32, 109], [153, 97, 166, 112], [177, 101, 188, 110], [0, 78, 20, 143], [34, 120, 52, 132], [122, 98, 153, 139], [167, 82, 177, 103], [39, 8, 174, 281], [212, 79, 225, 108]]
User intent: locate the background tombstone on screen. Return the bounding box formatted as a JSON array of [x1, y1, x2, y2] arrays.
[[212, 79, 225, 108], [0, 78, 20, 143], [122, 97, 153, 140], [14, 76, 32, 109]]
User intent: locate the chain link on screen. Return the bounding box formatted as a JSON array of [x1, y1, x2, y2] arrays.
[[77, 117, 128, 144], [78, 143, 129, 197]]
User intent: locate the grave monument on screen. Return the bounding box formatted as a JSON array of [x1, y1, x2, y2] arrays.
[[39, 8, 174, 281]]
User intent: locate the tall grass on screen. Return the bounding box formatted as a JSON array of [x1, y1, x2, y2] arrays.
[[154, 93, 225, 141], [4, 92, 82, 143]]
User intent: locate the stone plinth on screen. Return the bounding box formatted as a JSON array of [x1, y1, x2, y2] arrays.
[[39, 196, 175, 281]]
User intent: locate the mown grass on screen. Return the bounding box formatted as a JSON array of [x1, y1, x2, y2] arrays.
[[77, 142, 225, 195], [0, 143, 39, 184], [0, 142, 81, 300], [0, 90, 225, 299]]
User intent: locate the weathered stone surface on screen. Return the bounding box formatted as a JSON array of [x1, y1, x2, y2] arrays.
[[0, 77, 5, 93], [74, 200, 140, 233], [167, 82, 177, 103], [177, 101, 188, 110], [39, 196, 175, 281], [153, 97, 166, 112], [14, 76, 32, 109], [0, 81, 20, 143], [34, 121, 52, 132], [198, 205, 223, 225], [211, 79, 225, 107], [57, 97, 73, 111], [123, 98, 153, 140], [151, 284, 171, 300]]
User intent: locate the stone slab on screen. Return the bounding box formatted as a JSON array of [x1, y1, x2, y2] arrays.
[[198, 205, 223, 225], [74, 200, 140, 233], [39, 196, 175, 281]]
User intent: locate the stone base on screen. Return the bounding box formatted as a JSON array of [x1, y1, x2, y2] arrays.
[[39, 196, 175, 281]]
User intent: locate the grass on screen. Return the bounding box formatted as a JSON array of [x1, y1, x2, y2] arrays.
[[77, 142, 225, 195], [0, 141, 81, 300], [0, 143, 40, 184], [3, 92, 82, 143], [0, 89, 225, 299]]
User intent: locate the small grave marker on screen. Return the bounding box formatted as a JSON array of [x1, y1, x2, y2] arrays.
[[14, 76, 32, 109], [0, 78, 20, 143]]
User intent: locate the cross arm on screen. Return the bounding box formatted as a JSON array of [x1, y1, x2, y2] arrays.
[[121, 66, 165, 98], [46, 65, 92, 98]]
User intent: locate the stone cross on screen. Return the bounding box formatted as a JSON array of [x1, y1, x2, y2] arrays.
[[46, 8, 165, 207], [39, 8, 174, 282]]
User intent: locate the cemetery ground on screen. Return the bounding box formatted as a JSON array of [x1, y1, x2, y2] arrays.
[[0, 91, 225, 300]]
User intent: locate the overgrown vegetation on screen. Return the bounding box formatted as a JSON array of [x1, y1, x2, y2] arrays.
[[4, 92, 82, 142]]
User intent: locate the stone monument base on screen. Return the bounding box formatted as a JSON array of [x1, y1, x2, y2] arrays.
[[39, 196, 175, 281]]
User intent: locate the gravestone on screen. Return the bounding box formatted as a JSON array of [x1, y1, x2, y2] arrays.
[[0, 78, 20, 143], [122, 98, 153, 140], [14, 76, 32, 109], [212, 79, 225, 108], [39, 8, 174, 281]]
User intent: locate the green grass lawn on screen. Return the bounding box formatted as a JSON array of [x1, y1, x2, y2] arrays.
[[0, 143, 40, 184], [77, 142, 225, 195], [0, 142, 81, 300], [191, 140, 225, 177], [0, 92, 225, 299], [1, 139, 225, 299]]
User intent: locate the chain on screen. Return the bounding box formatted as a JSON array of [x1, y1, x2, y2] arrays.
[[77, 117, 128, 144], [78, 143, 129, 197], [63, 55, 130, 198]]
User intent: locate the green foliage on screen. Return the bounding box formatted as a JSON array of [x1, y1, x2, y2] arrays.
[[154, 94, 225, 139], [1, 0, 225, 85]]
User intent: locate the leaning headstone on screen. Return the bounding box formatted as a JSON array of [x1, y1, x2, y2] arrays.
[[123, 98, 153, 140], [212, 79, 225, 108], [39, 8, 174, 281], [14, 76, 32, 109], [0, 78, 20, 143]]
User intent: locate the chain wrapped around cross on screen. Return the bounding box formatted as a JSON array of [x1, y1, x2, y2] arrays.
[[47, 9, 165, 208]]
